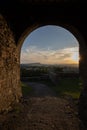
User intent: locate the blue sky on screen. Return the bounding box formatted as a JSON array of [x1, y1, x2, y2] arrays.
[[20, 25, 79, 65]]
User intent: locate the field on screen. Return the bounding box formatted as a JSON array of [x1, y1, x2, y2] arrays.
[[51, 78, 82, 99], [21, 77, 82, 99]]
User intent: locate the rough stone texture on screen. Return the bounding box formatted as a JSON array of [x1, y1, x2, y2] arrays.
[[0, 15, 22, 112]]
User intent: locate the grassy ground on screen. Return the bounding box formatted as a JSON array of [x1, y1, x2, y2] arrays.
[[21, 82, 32, 96], [34, 77, 82, 100], [52, 78, 82, 99], [21, 77, 82, 100]]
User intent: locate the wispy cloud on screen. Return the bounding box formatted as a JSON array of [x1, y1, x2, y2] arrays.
[[20, 45, 79, 65]]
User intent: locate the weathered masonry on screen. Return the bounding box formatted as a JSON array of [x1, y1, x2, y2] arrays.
[[0, 0, 87, 127]]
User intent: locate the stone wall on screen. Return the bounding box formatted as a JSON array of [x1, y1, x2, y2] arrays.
[[79, 45, 87, 128], [0, 15, 22, 112]]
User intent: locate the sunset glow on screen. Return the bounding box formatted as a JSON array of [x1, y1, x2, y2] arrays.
[[21, 46, 79, 65], [71, 52, 79, 64]]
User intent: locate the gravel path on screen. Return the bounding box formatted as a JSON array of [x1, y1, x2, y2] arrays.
[[0, 82, 82, 130], [23, 81, 57, 97]]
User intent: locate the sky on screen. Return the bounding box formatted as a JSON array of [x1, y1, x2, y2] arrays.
[[20, 25, 79, 65]]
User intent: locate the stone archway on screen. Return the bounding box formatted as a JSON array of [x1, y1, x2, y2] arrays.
[[18, 22, 87, 126], [18, 22, 85, 78], [0, 7, 87, 127]]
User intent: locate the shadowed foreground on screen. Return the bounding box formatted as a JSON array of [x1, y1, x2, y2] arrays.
[[0, 82, 82, 130]]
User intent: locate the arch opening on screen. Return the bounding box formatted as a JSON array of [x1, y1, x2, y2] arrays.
[[20, 25, 81, 99]]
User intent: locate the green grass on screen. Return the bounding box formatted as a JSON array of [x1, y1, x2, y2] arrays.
[[21, 82, 32, 96], [52, 78, 82, 99], [21, 78, 82, 99], [38, 78, 82, 99]]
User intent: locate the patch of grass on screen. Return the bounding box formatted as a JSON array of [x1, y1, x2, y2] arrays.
[[21, 77, 82, 100], [53, 78, 82, 99], [21, 82, 32, 96], [39, 77, 82, 99]]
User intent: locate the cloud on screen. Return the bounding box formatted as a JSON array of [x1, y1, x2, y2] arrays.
[[55, 53, 72, 60], [20, 46, 79, 64]]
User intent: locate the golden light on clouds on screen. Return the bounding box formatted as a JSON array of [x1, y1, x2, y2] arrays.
[[62, 47, 79, 65], [21, 46, 79, 65], [71, 52, 79, 64]]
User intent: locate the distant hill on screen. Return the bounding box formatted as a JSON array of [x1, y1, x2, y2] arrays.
[[28, 63, 42, 66], [20, 63, 42, 67], [20, 63, 79, 68]]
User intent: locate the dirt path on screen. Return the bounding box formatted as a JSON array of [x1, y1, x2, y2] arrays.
[[0, 82, 82, 130], [24, 81, 57, 97]]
